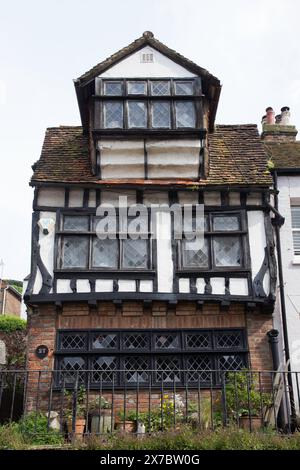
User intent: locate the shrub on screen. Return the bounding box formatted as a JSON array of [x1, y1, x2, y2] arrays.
[[0, 315, 26, 333], [17, 413, 64, 446]]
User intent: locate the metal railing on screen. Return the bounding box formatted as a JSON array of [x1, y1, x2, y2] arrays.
[[0, 369, 299, 438]]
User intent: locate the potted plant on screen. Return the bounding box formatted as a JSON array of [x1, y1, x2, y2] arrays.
[[64, 386, 87, 439], [89, 396, 113, 434], [115, 410, 137, 433], [225, 370, 272, 430]]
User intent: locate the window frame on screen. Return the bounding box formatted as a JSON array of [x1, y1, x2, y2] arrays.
[[56, 212, 153, 272], [54, 328, 249, 389], [96, 78, 202, 130], [177, 211, 249, 272], [291, 205, 300, 257]]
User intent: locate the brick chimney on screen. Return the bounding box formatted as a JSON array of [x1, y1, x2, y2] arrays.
[[261, 106, 298, 142]]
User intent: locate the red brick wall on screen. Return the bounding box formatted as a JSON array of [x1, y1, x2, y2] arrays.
[[25, 301, 274, 412]]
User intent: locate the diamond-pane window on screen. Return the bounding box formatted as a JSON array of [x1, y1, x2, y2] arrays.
[[103, 101, 123, 128], [182, 237, 209, 268], [62, 236, 89, 268], [151, 101, 171, 128], [154, 333, 180, 350], [128, 101, 147, 128], [175, 101, 195, 127], [218, 354, 245, 371], [61, 333, 86, 350], [174, 81, 194, 95], [91, 333, 117, 350], [213, 236, 241, 267], [122, 239, 148, 269], [213, 216, 240, 231], [186, 355, 212, 383], [91, 356, 117, 384], [92, 238, 118, 268], [215, 331, 243, 349], [59, 357, 86, 385], [103, 81, 122, 96], [124, 356, 150, 383], [150, 81, 170, 96], [127, 81, 146, 95], [155, 356, 181, 383], [185, 332, 211, 349], [63, 216, 89, 231], [122, 333, 149, 350]]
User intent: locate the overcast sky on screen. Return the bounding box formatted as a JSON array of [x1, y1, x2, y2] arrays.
[[0, 0, 300, 281]]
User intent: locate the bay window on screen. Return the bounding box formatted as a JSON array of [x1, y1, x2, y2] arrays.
[[55, 328, 248, 388], [95, 78, 201, 130]]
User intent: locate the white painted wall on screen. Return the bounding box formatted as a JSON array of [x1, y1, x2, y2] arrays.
[[98, 46, 196, 78], [276, 175, 300, 375], [247, 211, 270, 296], [156, 211, 173, 292]]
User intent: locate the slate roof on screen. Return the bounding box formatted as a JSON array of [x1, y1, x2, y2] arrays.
[[264, 142, 300, 170], [31, 125, 272, 187]]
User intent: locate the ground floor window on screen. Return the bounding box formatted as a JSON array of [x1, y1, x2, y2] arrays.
[[54, 328, 248, 388]]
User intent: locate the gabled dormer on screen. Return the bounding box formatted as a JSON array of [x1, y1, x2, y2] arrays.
[[74, 32, 221, 179]]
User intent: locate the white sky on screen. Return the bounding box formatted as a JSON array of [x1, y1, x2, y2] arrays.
[[0, 0, 300, 281]]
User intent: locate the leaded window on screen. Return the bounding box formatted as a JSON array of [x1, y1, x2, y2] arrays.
[[103, 101, 123, 128], [97, 78, 200, 130], [55, 329, 248, 388], [57, 214, 151, 271], [179, 212, 245, 270]]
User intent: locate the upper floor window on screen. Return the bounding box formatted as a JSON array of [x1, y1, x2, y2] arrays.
[[57, 214, 151, 271], [95, 78, 201, 130], [178, 213, 245, 270], [291, 205, 300, 256]]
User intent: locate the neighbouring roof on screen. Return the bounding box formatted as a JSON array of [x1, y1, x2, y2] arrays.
[[31, 124, 272, 187], [264, 141, 300, 171]]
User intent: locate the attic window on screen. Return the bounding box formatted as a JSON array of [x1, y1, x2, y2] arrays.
[[140, 52, 153, 63]]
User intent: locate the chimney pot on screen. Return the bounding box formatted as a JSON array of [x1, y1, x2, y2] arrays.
[[266, 107, 275, 125], [275, 114, 282, 124], [280, 106, 290, 125]]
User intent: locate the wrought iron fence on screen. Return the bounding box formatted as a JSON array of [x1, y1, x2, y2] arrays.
[[0, 369, 299, 439]]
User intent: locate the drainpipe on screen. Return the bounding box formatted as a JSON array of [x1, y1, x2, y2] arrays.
[[272, 170, 297, 426], [267, 329, 285, 428]]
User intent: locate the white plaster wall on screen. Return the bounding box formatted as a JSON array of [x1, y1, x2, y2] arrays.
[[98, 47, 196, 78], [204, 192, 221, 206], [146, 139, 200, 179], [33, 268, 42, 294], [211, 277, 225, 295], [139, 280, 153, 292], [156, 211, 173, 292], [277, 176, 300, 373], [101, 190, 136, 207], [98, 139, 145, 179], [118, 280, 136, 292], [89, 189, 96, 207], [69, 188, 84, 207], [178, 191, 199, 205], [247, 210, 269, 295], [196, 278, 205, 294], [179, 278, 190, 293], [95, 279, 113, 292], [37, 187, 65, 207], [229, 192, 240, 206], [56, 279, 72, 294], [76, 280, 90, 293], [230, 278, 248, 296], [143, 191, 169, 206], [33, 211, 56, 294]]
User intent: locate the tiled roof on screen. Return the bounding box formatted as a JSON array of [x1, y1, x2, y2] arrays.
[[31, 125, 272, 187], [264, 141, 300, 170], [76, 31, 220, 88]]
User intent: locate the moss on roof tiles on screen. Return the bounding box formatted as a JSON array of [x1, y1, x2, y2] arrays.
[[31, 124, 272, 187], [264, 141, 300, 169]]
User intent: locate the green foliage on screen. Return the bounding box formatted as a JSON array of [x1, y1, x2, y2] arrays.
[[4, 279, 23, 288], [89, 395, 111, 412], [83, 427, 300, 451], [225, 370, 272, 419], [0, 315, 26, 332], [17, 413, 64, 445], [64, 386, 87, 418], [0, 413, 63, 449]]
